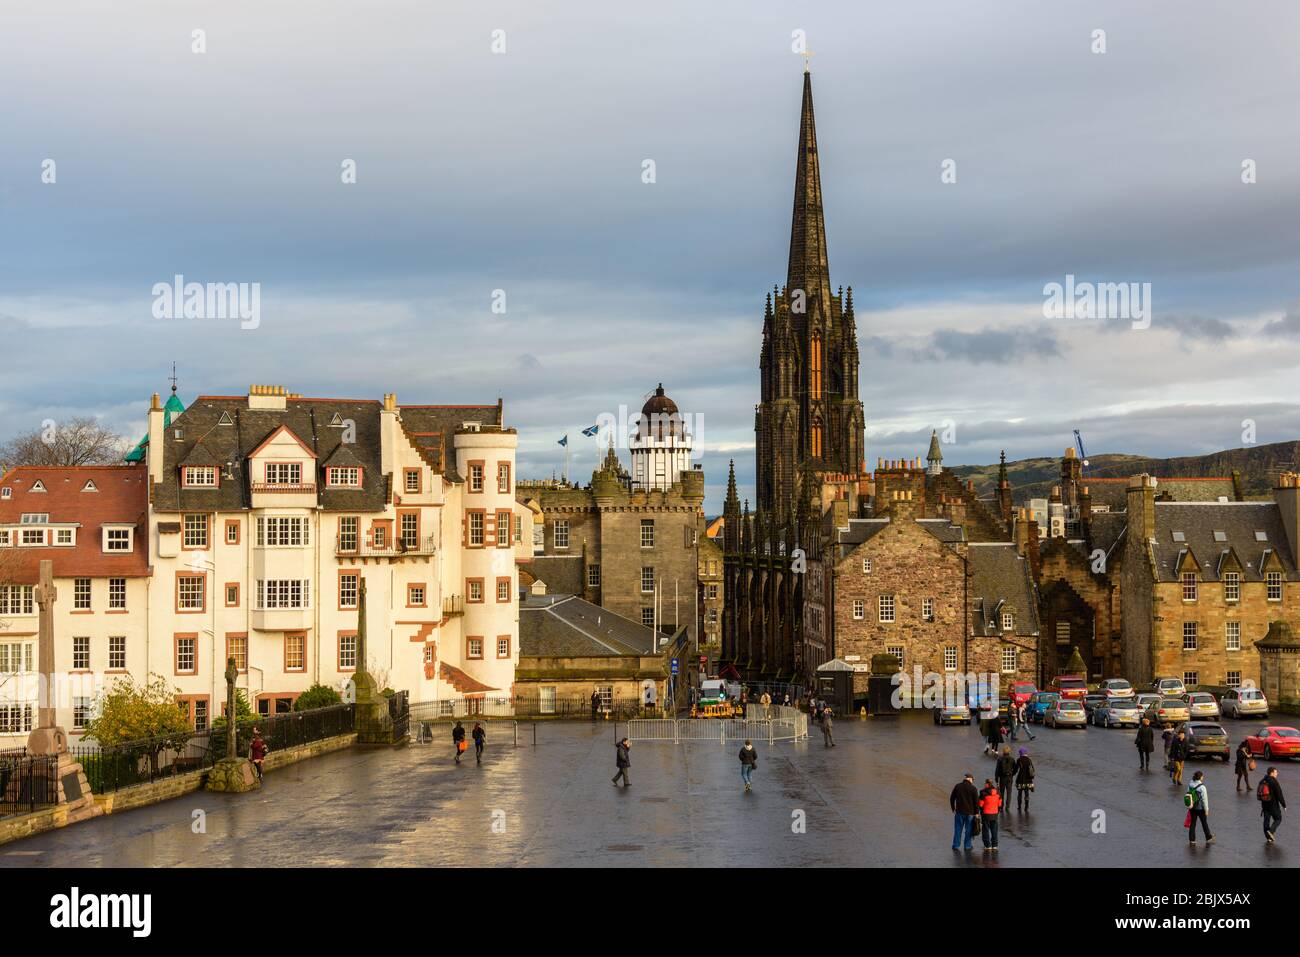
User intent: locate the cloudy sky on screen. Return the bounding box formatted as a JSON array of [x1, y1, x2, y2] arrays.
[[3, 1, 1299, 511]]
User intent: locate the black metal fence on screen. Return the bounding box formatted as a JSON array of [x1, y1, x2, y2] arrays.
[[388, 691, 409, 742], [71, 703, 356, 795], [0, 750, 60, 818]]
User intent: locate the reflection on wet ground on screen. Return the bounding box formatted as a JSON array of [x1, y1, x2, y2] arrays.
[[4, 714, 1293, 867]]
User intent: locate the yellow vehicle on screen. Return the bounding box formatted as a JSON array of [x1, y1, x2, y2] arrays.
[[690, 701, 741, 719]]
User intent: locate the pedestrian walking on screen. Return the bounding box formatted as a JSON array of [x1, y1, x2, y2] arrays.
[[984, 716, 1003, 755], [1014, 748, 1035, 812], [472, 722, 486, 764], [950, 773, 980, 851], [1235, 739, 1254, 792], [452, 721, 467, 764], [978, 778, 1002, 850], [249, 728, 267, 781], [1169, 730, 1187, 785], [995, 745, 1016, 809], [739, 739, 758, 792], [1184, 770, 1214, 845], [1161, 727, 1173, 769], [760, 691, 772, 719], [1010, 702, 1035, 741], [1259, 767, 1287, 844], [821, 708, 836, 747], [783, 693, 791, 708], [611, 737, 632, 787], [591, 688, 601, 721], [1135, 718, 1155, 770]]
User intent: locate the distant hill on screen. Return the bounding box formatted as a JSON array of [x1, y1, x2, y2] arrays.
[[950, 441, 1300, 502]]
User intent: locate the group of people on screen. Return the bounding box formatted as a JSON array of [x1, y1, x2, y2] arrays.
[[1133, 716, 1288, 845], [950, 746, 1036, 851], [450, 721, 487, 764], [980, 702, 1035, 756]]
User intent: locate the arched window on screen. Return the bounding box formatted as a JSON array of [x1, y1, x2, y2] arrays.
[[810, 336, 823, 399]]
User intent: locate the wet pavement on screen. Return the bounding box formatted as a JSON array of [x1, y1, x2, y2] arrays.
[[4, 713, 1296, 867]]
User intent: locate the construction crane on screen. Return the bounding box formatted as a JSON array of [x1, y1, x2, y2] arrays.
[[1073, 429, 1090, 470]]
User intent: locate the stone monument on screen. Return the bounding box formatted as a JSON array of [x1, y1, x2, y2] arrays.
[[25, 560, 101, 821], [352, 578, 394, 744], [206, 656, 259, 792], [1257, 620, 1300, 709]]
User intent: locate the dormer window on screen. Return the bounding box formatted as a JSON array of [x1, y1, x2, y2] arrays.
[[29, 481, 45, 493], [1171, 531, 1185, 542], [20, 513, 48, 524], [103, 526, 133, 553], [1, 488, 10, 499], [1181, 571, 1198, 601], [82, 480, 98, 492], [264, 462, 302, 485], [20, 528, 46, 546], [327, 467, 361, 488], [0, 530, 9, 546], [1002, 612, 1015, 631], [182, 466, 218, 488], [54, 528, 75, 546], [1256, 531, 1268, 542]]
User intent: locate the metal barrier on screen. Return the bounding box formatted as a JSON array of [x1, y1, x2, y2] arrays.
[[0, 751, 59, 818], [625, 716, 807, 743], [411, 718, 520, 747]]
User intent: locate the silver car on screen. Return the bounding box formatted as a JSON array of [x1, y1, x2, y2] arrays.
[[1221, 687, 1269, 719], [1046, 699, 1088, 728], [1093, 697, 1144, 728], [1183, 691, 1221, 720]]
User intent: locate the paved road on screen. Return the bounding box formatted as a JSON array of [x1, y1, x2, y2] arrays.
[[4, 714, 1294, 867]]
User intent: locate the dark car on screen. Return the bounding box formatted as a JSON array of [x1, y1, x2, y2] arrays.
[[1179, 722, 1230, 761], [1082, 694, 1108, 718]]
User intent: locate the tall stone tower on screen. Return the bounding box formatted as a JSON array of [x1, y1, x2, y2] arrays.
[[754, 69, 866, 531]]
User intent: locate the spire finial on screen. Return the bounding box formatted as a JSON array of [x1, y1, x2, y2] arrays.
[[802, 48, 813, 74], [169, 361, 178, 395]]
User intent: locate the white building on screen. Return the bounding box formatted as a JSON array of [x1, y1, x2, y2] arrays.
[[629, 384, 693, 492]]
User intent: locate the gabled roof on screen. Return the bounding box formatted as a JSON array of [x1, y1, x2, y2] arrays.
[[1083, 476, 1238, 511], [1150, 502, 1297, 582], [0, 465, 150, 581], [969, 543, 1040, 637]]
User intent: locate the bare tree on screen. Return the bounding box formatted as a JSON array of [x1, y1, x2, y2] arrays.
[[0, 416, 129, 469]]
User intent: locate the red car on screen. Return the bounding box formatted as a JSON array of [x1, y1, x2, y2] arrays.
[[1049, 674, 1088, 701], [1009, 682, 1037, 708], [1242, 726, 1300, 761]]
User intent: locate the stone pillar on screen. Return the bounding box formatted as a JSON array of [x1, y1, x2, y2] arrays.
[[1257, 620, 1300, 709], [207, 656, 259, 792], [353, 578, 395, 745], [25, 560, 100, 821]]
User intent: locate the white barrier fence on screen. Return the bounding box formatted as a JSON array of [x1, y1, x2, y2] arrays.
[[627, 716, 807, 744]]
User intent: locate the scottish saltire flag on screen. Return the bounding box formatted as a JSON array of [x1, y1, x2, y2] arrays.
[[581, 424, 599, 437], [557, 435, 568, 447]]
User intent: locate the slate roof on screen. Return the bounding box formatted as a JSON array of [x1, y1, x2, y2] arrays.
[[519, 594, 660, 657], [1150, 502, 1298, 582], [152, 397, 501, 513], [0, 465, 150, 581], [968, 543, 1040, 637], [832, 516, 966, 561], [1085, 477, 1237, 511]]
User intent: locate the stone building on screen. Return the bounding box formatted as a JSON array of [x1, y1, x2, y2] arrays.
[[1120, 472, 1300, 689], [517, 386, 705, 645], [697, 524, 724, 655], [823, 491, 1038, 699]]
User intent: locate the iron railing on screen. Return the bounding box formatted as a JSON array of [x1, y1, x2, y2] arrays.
[[70, 703, 356, 794], [0, 751, 59, 817], [410, 695, 645, 724], [625, 716, 807, 744], [388, 691, 409, 742], [337, 534, 437, 557]]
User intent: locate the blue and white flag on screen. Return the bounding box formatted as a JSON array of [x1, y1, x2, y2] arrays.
[[581, 424, 599, 437], [557, 435, 568, 447]]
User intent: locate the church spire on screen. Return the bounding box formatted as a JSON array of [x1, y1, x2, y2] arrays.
[[786, 70, 832, 327]]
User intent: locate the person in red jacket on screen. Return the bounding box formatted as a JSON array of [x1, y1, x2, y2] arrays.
[[249, 729, 267, 781], [978, 778, 1002, 851]]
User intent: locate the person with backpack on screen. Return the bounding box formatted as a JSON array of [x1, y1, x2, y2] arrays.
[[1184, 770, 1213, 845], [1235, 739, 1254, 792], [471, 722, 486, 764], [1014, 747, 1035, 812], [739, 740, 758, 792], [995, 745, 1016, 809], [978, 778, 1002, 851], [1135, 718, 1155, 770], [1169, 730, 1188, 785], [1259, 766, 1287, 843], [452, 721, 467, 764]]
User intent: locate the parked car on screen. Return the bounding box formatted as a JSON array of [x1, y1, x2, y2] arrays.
[[1221, 687, 1269, 719], [1242, 726, 1300, 761], [1049, 674, 1088, 701], [1145, 697, 1191, 727], [1151, 676, 1187, 697], [1082, 694, 1108, 718], [1009, 682, 1037, 708], [933, 703, 972, 726], [1182, 691, 1221, 720], [1133, 692, 1162, 712], [1093, 697, 1143, 728], [1178, 721, 1230, 761], [1027, 692, 1060, 724], [1045, 698, 1087, 728], [1099, 678, 1135, 698]]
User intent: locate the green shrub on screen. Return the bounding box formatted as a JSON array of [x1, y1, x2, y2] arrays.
[[294, 684, 343, 711]]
